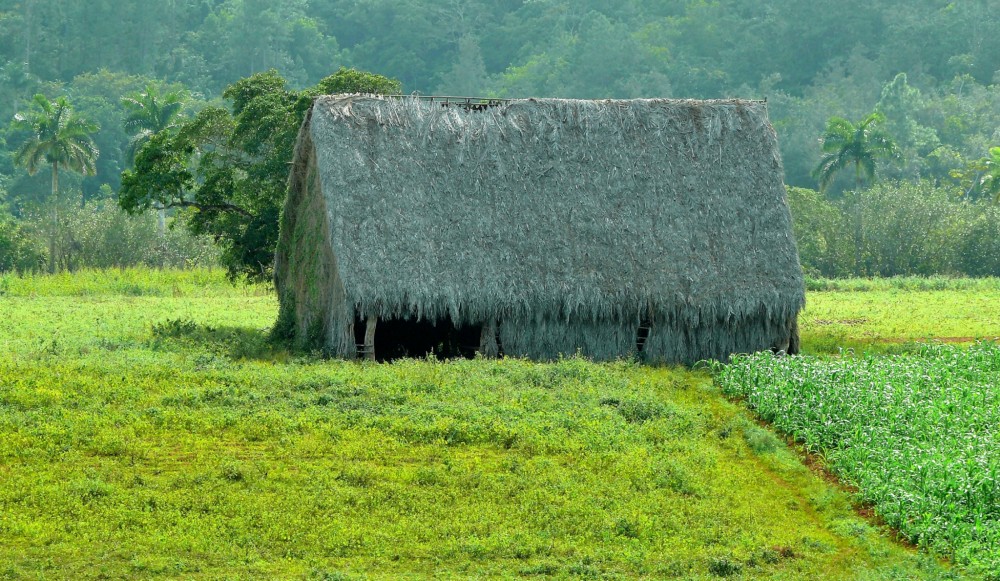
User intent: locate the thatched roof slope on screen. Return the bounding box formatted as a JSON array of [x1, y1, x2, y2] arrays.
[[276, 95, 804, 362], [275, 95, 804, 361]]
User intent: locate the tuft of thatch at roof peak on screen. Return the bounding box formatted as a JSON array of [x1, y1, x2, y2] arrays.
[[275, 95, 804, 363]]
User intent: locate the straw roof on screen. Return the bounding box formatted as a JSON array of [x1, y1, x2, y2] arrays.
[[275, 95, 804, 363]]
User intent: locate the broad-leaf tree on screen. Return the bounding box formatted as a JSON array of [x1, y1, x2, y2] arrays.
[[812, 112, 897, 192], [120, 67, 400, 282], [12, 94, 99, 271]]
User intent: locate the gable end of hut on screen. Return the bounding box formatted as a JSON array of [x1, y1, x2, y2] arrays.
[[274, 109, 354, 357]]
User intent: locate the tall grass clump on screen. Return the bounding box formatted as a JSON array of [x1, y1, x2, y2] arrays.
[[0, 267, 266, 297]]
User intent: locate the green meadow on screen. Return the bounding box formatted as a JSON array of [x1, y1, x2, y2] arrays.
[[0, 269, 991, 578], [801, 277, 1000, 354]]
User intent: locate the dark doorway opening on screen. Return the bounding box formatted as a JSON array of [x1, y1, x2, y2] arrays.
[[354, 315, 486, 362]]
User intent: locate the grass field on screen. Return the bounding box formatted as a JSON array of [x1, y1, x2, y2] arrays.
[[0, 269, 984, 578], [800, 277, 1000, 354]]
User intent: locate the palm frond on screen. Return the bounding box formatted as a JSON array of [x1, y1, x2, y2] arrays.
[[122, 84, 186, 138], [14, 139, 46, 175], [32, 93, 53, 114], [818, 117, 854, 152], [812, 150, 849, 191], [813, 112, 898, 191]]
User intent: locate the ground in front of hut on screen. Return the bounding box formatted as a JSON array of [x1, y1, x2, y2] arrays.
[[0, 269, 978, 578]]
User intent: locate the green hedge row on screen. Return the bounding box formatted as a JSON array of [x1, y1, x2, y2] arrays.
[[788, 182, 1000, 278]]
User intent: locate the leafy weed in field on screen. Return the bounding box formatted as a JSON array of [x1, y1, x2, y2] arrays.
[[150, 317, 282, 361]]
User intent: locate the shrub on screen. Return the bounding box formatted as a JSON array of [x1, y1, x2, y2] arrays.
[[788, 182, 1000, 277], [0, 205, 45, 273], [17, 195, 218, 271]]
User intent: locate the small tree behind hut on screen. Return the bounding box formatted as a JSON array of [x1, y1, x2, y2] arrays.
[[813, 112, 897, 193], [119, 68, 400, 282]]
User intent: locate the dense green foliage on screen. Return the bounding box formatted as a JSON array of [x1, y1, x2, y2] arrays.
[[0, 206, 42, 271], [0, 197, 216, 273], [3, 0, 999, 100], [719, 345, 1000, 578], [1, 1, 998, 194], [119, 68, 399, 281], [788, 183, 1000, 277], [0, 269, 951, 578], [30, 199, 218, 271]]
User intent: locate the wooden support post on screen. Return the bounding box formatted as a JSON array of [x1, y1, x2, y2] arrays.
[[479, 319, 499, 358], [344, 320, 357, 360], [364, 316, 378, 361]]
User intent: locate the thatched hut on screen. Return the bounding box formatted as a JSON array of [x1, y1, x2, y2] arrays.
[[275, 95, 804, 363]]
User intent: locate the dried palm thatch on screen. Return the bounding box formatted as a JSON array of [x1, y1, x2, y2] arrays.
[[275, 95, 804, 363]]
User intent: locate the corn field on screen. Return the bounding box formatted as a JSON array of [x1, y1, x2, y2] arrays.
[[718, 343, 1000, 577]]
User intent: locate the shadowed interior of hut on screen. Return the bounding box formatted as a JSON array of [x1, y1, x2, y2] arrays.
[[354, 316, 489, 361], [636, 321, 652, 355]]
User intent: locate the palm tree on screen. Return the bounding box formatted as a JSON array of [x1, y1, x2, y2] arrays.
[[813, 112, 897, 192], [121, 84, 185, 164], [978, 147, 1000, 203], [13, 93, 99, 198], [12, 94, 99, 272], [122, 85, 185, 241]]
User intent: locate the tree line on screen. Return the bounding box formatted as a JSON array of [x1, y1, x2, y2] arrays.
[[1, 0, 999, 277], [2, 1, 999, 188]]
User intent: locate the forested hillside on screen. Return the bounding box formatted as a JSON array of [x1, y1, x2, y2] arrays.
[[1, 0, 999, 275]]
